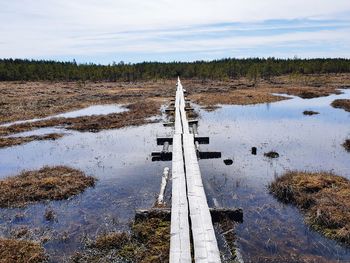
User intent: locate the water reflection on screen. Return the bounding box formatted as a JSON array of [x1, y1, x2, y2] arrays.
[[0, 90, 349, 261], [0, 123, 172, 261], [199, 89, 350, 262]]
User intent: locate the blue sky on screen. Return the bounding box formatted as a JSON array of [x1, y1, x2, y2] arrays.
[[1, 0, 350, 64]]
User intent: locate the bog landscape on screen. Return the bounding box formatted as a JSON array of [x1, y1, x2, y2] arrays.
[[0, 59, 349, 263], [1, 1, 350, 263]]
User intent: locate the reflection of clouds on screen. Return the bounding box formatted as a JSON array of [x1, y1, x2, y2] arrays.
[[202, 89, 350, 123], [198, 94, 350, 183], [0, 123, 167, 180], [0, 93, 349, 260], [199, 97, 350, 260]]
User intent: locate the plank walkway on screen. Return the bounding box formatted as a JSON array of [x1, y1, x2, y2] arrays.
[[169, 78, 221, 263]]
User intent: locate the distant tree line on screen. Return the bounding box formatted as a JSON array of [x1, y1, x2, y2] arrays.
[[0, 58, 350, 82]]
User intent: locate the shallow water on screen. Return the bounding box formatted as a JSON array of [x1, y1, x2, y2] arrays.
[[0, 104, 127, 127], [0, 90, 349, 262], [199, 89, 350, 262]]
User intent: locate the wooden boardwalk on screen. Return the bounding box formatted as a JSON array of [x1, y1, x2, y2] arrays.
[[170, 78, 221, 263]]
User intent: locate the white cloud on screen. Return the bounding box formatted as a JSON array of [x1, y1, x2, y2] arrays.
[[0, 0, 350, 61]]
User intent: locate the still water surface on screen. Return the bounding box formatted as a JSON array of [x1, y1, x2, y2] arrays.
[[0, 90, 349, 262]]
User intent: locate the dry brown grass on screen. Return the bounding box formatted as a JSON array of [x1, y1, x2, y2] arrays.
[[1, 74, 349, 124], [71, 217, 170, 263], [0, 134, 63, 148], [269, 171, 350, 245], [279, 87, 342, 99], [185, 74, 349, 108], [93, 232, 130, 251], [0, 238, 47, 263], [0, 80, 173, 124], [331, 99, 350, 112], [0, 166, 95, 208], [0, 100, 161, 136], [190, 88, 288, 106], [0, 73, 348, 142]]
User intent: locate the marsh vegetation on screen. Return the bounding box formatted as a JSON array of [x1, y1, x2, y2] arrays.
[[0, 166, 95, 208], [269, 171, 350, 245], [0, 238, 47, 263], [331, 99, 350, 112], [0, 72, 349, 262]]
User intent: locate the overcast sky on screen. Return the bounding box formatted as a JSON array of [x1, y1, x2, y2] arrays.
[[1, 0, 350, 64]]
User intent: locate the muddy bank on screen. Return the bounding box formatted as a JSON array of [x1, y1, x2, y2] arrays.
[[0, 166, 95, 208], [331, 99, 350, 112], [269, 171, 350, 245], [0, 133, 63, 148], [0, 100, 161, 137], [0, 238, 46, 263]]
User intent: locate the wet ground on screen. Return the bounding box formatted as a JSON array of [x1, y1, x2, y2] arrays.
[[1, 104, 127, 127], [0, 90, 349, 262]]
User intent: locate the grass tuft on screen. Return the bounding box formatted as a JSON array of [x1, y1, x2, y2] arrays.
[[71, 217, 170, 263], [331, 99, 350, 112], [269, 171, 350, 245], [0, 166, 95, 208], [0, 238, 47, 263]]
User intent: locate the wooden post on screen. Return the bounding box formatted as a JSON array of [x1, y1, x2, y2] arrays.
[[251, 147, 257, 155], [157, 167, 170, 205], [162, 141, 170, 153], [192, 123, 198, 135]]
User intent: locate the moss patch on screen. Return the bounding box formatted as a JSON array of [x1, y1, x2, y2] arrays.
[[269, 171, 350, 245], [0, 238, 47, 263], [0, 166, 95, 208]]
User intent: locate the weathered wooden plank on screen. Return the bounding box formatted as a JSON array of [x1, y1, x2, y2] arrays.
[[183, 133, 221, 263], [170, 78, 220, 263], [178, 79, 221, 263], [169, 81, 191, 263]]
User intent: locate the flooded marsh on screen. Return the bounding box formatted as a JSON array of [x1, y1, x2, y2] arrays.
[[0, 84, 349, 262]]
